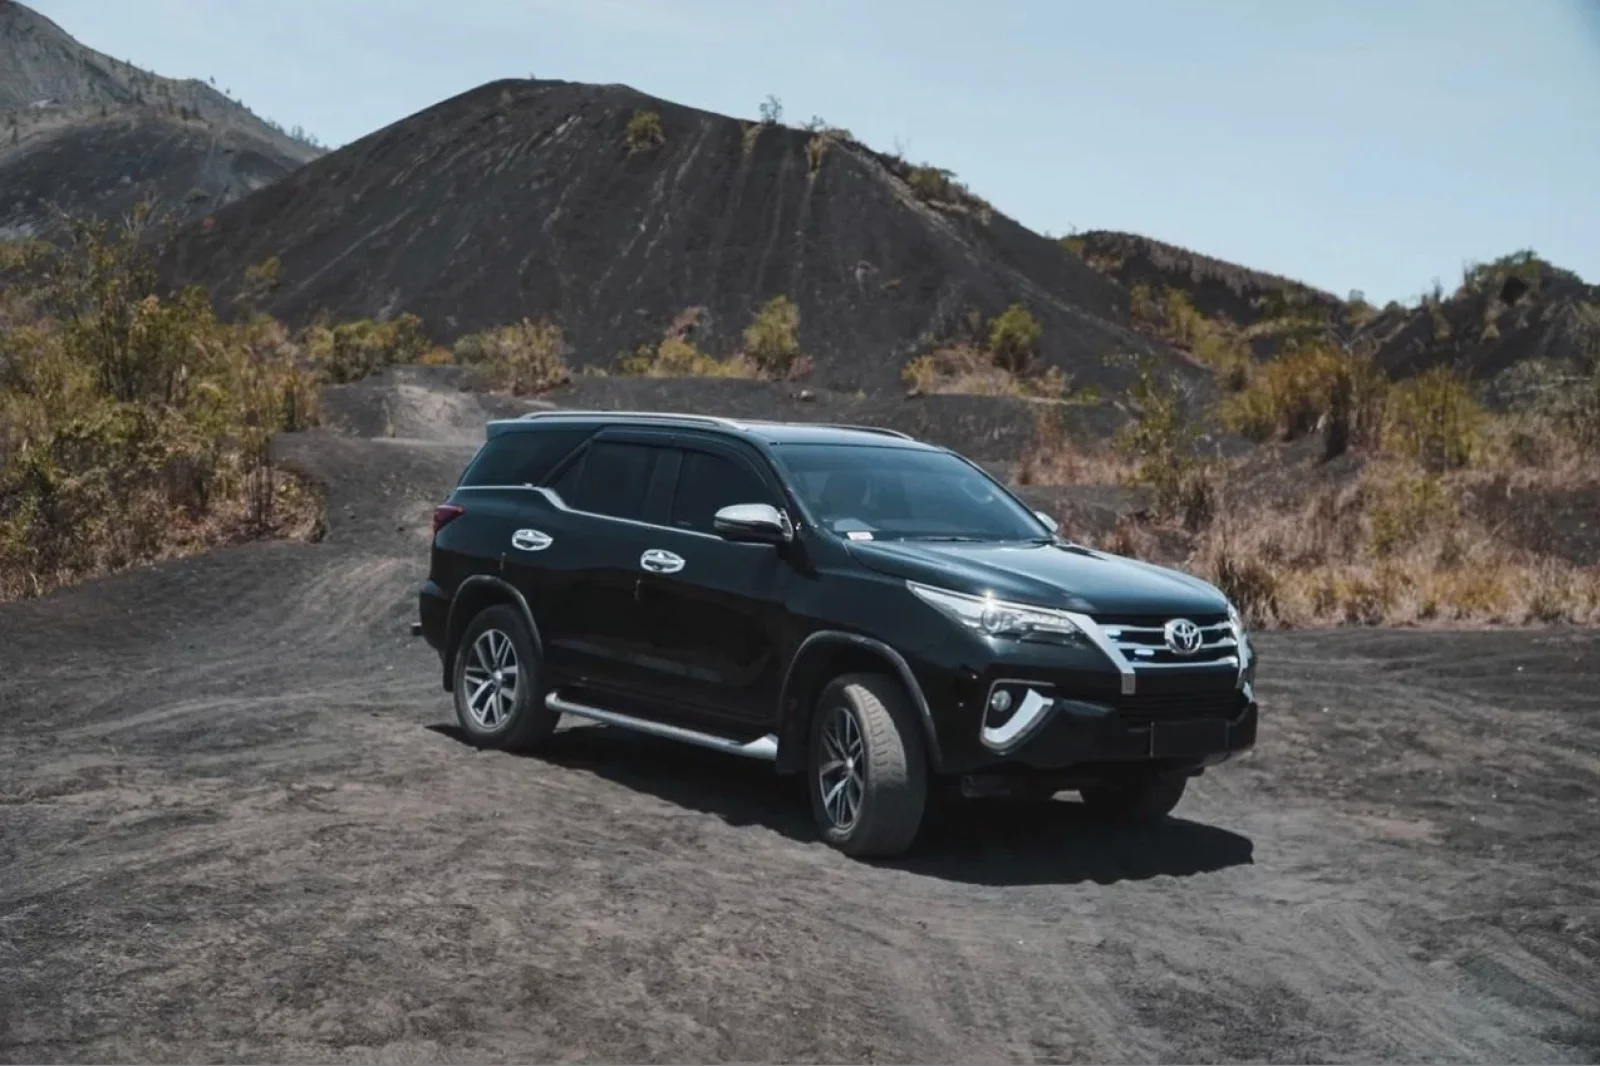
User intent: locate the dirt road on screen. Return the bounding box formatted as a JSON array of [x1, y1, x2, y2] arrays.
[[2, 374, 1597, 1063]]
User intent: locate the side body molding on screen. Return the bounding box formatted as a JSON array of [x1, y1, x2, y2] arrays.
[[442, 575, 545, 692], [775, 630, 944, 774]]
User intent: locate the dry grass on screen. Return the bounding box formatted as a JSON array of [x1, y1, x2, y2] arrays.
[[1016, 377, 1600, 629], [903, 343, 1070, 399], [1190, 462, 1600, 628], [618, 301, 812, 381]]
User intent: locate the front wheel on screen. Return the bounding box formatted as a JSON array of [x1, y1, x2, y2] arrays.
[[808, 672, 929, 858], [1079, 771, 1189, 823]]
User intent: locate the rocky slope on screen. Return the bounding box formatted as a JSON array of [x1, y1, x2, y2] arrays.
[[0, 0, 322, 236], [161, 78, 1185, 396]]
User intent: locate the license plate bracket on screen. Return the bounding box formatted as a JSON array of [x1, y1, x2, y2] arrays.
[[1150, 718, 1227, 758]]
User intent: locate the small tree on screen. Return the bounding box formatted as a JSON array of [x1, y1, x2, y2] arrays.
[[987, 304, 1041, 375], [758, 94, 783, 125], [743, 295, 802, 378]]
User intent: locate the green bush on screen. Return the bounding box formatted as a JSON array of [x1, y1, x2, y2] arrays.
[[743, 295, 804, 378], [987, 304, 1041, 375]]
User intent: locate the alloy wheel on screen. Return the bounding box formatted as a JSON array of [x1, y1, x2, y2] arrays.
[[817, 704, 866, 831], [461, 628, 519, 730]]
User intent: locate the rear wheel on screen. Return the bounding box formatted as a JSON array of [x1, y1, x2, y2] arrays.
[[452, 604, 558, 752], [1079, 771, 1188, 823], [808, 672, 929, 858]]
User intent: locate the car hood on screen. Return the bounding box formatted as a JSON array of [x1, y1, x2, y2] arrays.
[[846, 538, 1228, 617]]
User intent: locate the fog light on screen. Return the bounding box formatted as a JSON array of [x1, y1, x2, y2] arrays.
[[989, 689, 1013, 714]]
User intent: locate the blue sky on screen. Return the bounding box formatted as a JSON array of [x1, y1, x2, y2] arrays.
[[34, 0, 1600, 305]]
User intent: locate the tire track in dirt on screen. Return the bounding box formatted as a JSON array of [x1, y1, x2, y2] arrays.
[[2, 373, 1597, 1063]]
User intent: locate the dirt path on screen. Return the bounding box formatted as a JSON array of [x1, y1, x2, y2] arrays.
[[2, 376, 1597, 1063]]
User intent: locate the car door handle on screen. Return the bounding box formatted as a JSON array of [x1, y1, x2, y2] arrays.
[[511, 528, 553, 552], [639, 548, 685, 574]]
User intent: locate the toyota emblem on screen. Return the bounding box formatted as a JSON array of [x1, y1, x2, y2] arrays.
[[1163, 618, 1203, 656]]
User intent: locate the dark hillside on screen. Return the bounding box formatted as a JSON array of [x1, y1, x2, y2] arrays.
[[1069, 231, 1599, 385], [1373, 254, 1600, 382], [162, 78, 1184, 395], [1068, 230, 1345, 328], [0, 0, 321, 234]]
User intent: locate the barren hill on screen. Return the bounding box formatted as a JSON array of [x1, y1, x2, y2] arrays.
[[0, 0, 322, 235], [162, 78, 1182, 395], [1068, 231, 1599, 385], [1068, 229, 1346, 329]]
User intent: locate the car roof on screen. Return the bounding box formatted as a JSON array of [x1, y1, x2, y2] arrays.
[[485, 410, 941, 450]]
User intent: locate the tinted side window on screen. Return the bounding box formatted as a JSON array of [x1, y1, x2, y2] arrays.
[[670, 450, 774, 533], [563, 441, 661, 521], [458, 427, 591, 487]]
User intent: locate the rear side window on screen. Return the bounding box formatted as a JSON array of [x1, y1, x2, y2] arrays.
[[555, 440, 662, 521], [670, 450, 774, 533], [458, 427, 591, 487]]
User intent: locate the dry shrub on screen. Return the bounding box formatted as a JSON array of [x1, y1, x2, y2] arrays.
[[904, 305, 1081, 400], [452, 318, 571, 395], [1221, 345, 1388, 448], [742, 295, 806, 379], [1186, 459, 1600, 628], [619, 336, 759, 379], [303, 313, 429, 385], [903, 344, 1068, 399], [1385, 365, 1484, 470], [0, 207, 322, 600], [625, 109, 665, 153], [1014, 405, 1135, 486], [1112, 358, 1214, 528]]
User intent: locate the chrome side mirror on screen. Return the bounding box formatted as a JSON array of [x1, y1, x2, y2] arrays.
[[713, 503, 793, 544], [1034, 510, 1060, 534]]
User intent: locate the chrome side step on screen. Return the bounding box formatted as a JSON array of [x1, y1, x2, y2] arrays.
[[545, 692, 779, 761]]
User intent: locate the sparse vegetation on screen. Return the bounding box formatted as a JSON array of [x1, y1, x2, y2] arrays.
[[903, 305, 1082, 400], [451, 318, 571, 394], [624, 109, 664, 153], [742, 295, 808, 379], [0, 207, 322, 601]]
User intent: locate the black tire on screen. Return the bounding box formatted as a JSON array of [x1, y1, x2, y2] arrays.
[[451, 604, 558, 752], [808, 672, 929, 858], [1079, 771, 1188, 823]]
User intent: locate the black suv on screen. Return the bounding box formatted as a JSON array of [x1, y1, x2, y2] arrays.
[[416, 410, 1258, 857]]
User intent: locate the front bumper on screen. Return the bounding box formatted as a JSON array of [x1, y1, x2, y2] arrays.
[[971, 681, 1258, 771], [915, 623, 1259, 773]]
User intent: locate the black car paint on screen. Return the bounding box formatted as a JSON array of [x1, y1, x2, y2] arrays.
[[418, 415, 1258, 780]]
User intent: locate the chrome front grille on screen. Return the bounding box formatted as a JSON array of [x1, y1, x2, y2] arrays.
[[1099, 617, 1240, 669]]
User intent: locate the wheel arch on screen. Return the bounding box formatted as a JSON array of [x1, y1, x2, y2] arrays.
[[774, 631, 943, 775], [442, 576, 544, 692]]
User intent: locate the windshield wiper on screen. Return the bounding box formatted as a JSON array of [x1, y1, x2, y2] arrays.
[[899, 534, 991, 543]]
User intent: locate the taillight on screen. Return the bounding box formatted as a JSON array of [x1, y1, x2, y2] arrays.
[[431, 503, 465, 535]]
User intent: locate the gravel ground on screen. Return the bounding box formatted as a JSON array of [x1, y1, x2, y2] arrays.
[[2, 377, 1596, 1064]]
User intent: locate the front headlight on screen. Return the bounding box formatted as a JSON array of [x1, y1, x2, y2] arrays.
[[1227, 601, 1244, 635], [908, 582, 1084, 645]]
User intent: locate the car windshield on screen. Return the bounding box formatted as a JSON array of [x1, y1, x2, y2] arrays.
[[772, 443, 1050, 542]]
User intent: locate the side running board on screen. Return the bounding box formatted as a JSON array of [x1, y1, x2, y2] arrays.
[[545, 692, 779, 761]]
